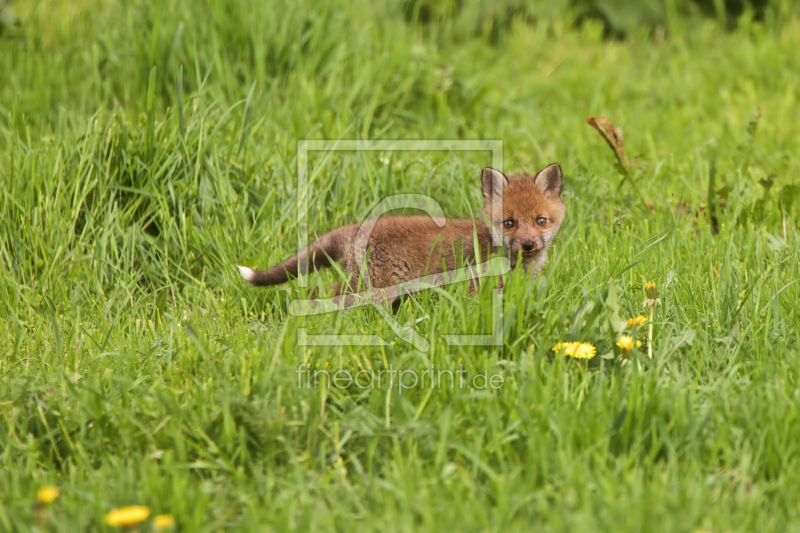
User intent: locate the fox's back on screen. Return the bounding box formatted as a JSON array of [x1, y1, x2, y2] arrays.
[[338, 216, 492, 287]]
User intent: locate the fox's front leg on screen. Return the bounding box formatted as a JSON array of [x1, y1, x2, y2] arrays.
[[467, 276, 503, 297], [468, 280, 480, 298]]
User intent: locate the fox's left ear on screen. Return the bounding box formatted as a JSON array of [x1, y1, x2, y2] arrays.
[[533, 163, 563, 197], [481, 167, 510, 200]]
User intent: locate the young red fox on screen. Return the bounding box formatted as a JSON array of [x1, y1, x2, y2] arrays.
[[237, 164, 565, 297]]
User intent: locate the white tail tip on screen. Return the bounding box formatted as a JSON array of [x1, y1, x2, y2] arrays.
[[236, 265, 256, 283]]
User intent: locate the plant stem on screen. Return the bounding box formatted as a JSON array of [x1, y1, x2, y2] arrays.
[[648, 307, 654, 359]]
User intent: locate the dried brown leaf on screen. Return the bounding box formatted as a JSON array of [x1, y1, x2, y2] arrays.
[[586, 115, 630, 169]]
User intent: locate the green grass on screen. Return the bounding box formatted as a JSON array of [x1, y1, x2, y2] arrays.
[[2, 0, 800, 531]]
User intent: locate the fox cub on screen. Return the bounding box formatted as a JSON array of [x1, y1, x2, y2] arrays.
[[238, 164, 565, 297]]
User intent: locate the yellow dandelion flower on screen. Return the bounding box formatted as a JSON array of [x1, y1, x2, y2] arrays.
[[626, 315, 647, 328], [617, 335, 637, 353], [552, 342, 596, 359], [37, 486, 60, 504], [153, 514, 175, 530], [573, 343, 596, 359], [552, 342, 579, 356], [105, 506, 151, 528]]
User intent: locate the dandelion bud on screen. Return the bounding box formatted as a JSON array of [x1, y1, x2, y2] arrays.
[[642, 281, 661, 309], [645, 282, 659, 299]]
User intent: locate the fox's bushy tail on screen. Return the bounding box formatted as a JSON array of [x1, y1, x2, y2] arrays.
[[237, 229, 346, 286]]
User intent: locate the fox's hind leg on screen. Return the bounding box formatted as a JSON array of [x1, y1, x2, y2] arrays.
[[308, 274, 355, 299]]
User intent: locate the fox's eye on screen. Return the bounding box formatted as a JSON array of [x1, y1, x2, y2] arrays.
[[503, 219, 515, 229], [536, 217, 547, 226]]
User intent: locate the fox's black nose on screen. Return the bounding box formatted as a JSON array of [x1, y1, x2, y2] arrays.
[[522, 241, 535, 252]]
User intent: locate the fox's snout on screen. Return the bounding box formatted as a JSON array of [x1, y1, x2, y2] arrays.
[[507, 230, 544, 255]]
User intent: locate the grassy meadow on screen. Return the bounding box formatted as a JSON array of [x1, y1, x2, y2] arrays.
[[2, 0, 800, 531]]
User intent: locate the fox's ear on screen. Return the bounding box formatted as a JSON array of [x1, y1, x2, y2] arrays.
[[533, 163, 563, 197], [481, 168, 509, 200]]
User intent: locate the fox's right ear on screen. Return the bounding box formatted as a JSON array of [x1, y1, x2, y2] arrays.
[[533, 163, 563, 197], [481, 168, 509, 200]]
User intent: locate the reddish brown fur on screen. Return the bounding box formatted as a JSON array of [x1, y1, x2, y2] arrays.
[[238, 164, 566, 296]]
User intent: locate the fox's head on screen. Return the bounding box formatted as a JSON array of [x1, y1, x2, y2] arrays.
[[481, 163, 566, 265]]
